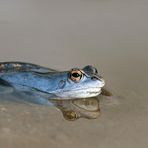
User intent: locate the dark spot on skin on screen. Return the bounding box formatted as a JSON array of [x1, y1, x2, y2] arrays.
[[58, 80, 66, 89], [6, 64, 12, 69]]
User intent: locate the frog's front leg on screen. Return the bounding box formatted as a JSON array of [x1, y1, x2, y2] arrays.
[[17, 91, 54, 106]]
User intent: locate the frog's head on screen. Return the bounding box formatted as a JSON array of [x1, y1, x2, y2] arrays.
[[49, 65, 105, 99]]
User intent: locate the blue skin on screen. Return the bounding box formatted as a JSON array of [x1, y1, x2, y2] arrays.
[[0, 62, 105, 105]]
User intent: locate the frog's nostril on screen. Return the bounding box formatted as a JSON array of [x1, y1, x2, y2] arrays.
[[91, 75, 102, 80], [91, 76, 98, 80]]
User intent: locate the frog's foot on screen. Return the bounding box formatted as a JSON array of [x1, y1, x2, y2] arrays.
[[101, 87, 112, 96]]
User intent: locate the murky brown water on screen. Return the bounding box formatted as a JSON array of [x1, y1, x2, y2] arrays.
[[0, 0, 148, 148]]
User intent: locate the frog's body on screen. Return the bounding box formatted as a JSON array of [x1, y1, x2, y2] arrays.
[[0, 62, 105, 105]]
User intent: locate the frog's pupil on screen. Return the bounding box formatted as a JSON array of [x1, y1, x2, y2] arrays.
[[72, 72, 80, 78]]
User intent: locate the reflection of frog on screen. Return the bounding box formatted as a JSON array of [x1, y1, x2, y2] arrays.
[[50, 88, 112, 121], [50, 97, 100, 121]]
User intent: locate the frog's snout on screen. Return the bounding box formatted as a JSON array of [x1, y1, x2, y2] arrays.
[[91, 75, 105, 88], [99, 78, 105, 88]]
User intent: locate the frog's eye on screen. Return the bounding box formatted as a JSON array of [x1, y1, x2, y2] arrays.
[[70, 69, 83, 82]]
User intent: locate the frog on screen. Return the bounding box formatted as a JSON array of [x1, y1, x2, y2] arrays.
[[0, 62, 105, 104]]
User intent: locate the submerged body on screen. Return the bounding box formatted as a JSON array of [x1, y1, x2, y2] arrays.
[[0, 62, 105, 105]]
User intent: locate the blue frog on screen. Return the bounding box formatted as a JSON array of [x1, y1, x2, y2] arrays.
[[0, 62, 105, 106]]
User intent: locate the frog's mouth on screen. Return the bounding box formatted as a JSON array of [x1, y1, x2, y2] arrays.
[[54, 87, 102, 99]]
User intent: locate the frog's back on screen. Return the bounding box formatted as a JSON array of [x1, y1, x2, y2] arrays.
[[0, 61, 56, 74], [0, 62, 60, 93]]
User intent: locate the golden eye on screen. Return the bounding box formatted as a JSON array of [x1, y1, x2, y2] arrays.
[[70, 69, 83, 82], [62, 110, 78, 121]]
